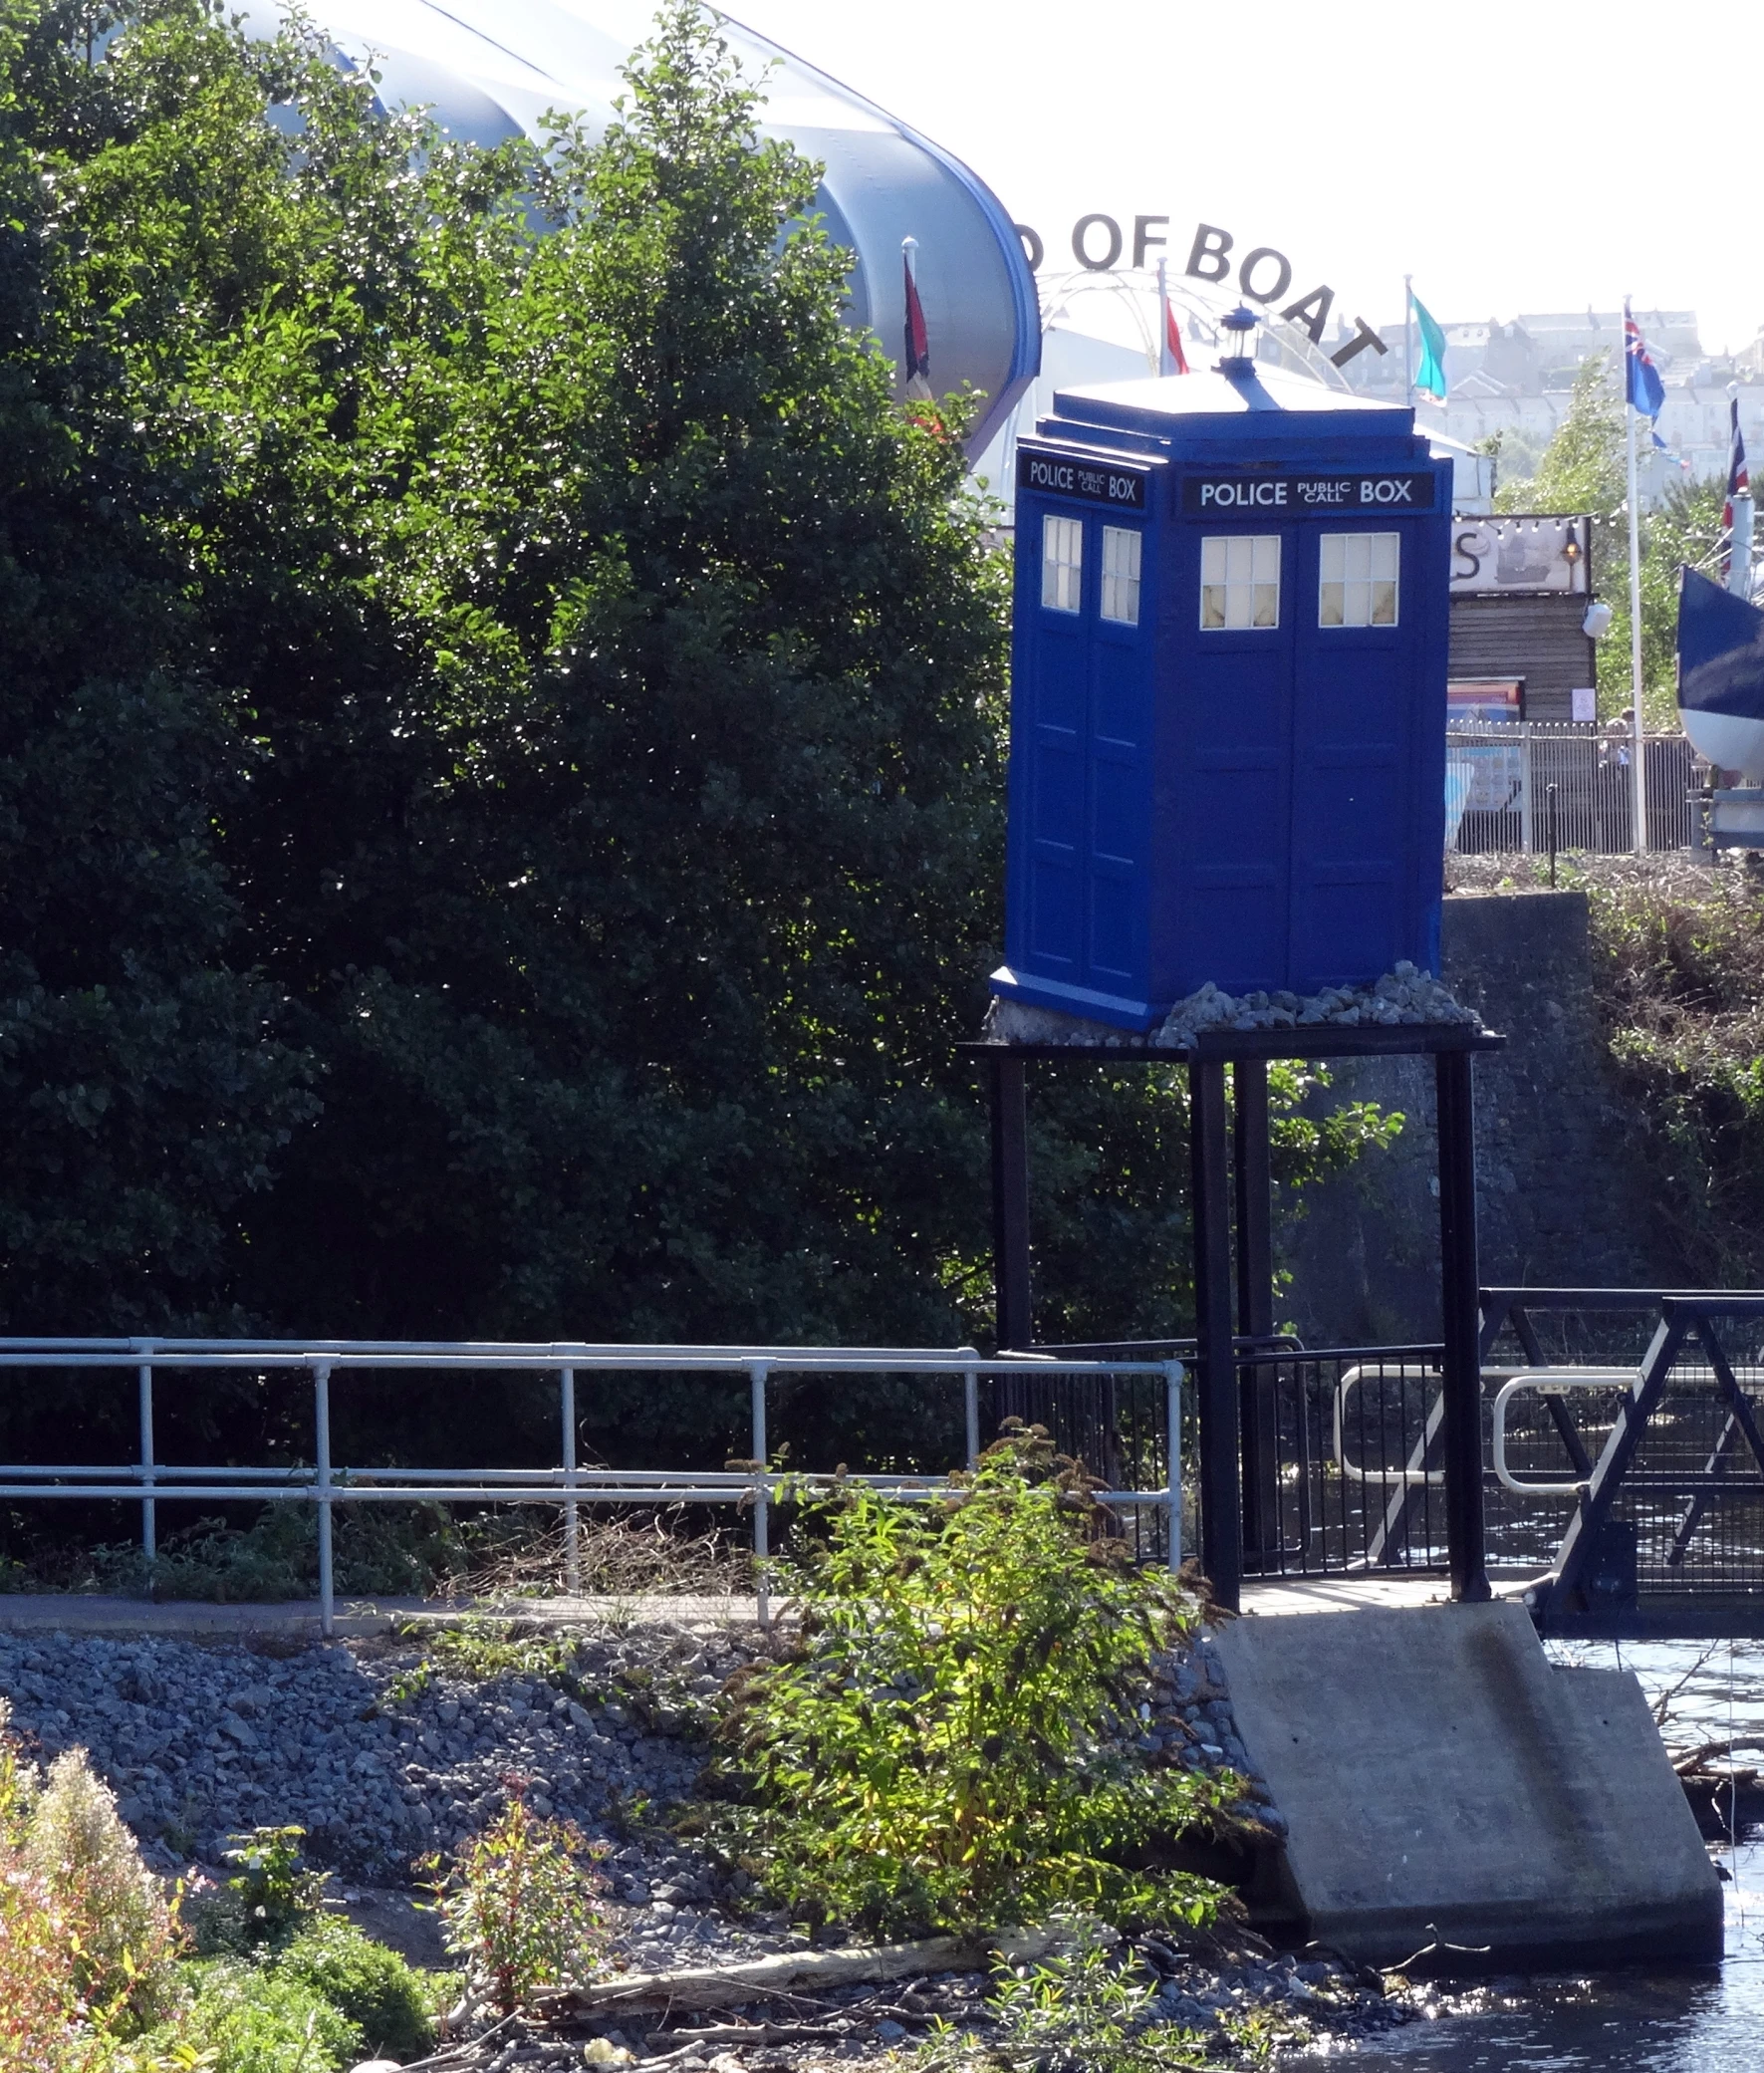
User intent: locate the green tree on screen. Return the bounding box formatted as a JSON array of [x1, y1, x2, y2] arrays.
[[0, 0, 315, 1344], [0, 2, 1395, 1485]]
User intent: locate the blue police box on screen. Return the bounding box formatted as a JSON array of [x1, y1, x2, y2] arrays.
[[992, 323, 1452, 1031]]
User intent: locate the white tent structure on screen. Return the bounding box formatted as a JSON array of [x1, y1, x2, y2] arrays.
[[241, 1, 1039, 450]]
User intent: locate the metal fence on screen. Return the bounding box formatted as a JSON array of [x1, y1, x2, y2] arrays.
[[1446, 725, 1700, 856], [0, 1340, 1185, 1636]]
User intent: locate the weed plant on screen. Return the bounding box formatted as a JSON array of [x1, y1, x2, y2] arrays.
[[424, 1784, 611, 2013], [703, 1426, 1231, 1937], [917, 1933, 1209, 2073]]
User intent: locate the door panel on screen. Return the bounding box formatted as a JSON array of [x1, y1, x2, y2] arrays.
[[1290, 526, 1412, 989], [1174, 526, 1295, 992]]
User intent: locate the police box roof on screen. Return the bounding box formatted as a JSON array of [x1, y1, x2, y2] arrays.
[[1042, 363, 1421, 458]]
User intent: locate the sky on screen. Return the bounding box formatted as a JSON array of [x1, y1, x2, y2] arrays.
[[727, 0, 1762, 359]]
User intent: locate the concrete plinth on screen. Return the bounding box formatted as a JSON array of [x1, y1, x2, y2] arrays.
[[1213, 1601, 1722, 1971]]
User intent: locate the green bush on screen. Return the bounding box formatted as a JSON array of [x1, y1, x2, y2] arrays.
[[704, 1426, 1231, 1938], [275, 1918, 438, 2062], [134, 1961, 361, 2073], [191, 1826, 331, 1954]]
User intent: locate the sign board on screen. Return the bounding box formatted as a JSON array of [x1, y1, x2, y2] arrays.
[[1016, 447, 1148, 510], [1448, 679, 1523, 723], [1450, 515, 1591, 596], [1183, 471, 1435, 515]]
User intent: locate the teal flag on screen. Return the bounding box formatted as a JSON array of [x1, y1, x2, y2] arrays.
[[1409, 288, 1448, 401]]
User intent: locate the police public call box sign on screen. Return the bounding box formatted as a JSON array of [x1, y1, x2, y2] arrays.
[[994, 365, 1453, 1031], [1016, 447, 1147, 511], [1182, 470, 1435, 514]]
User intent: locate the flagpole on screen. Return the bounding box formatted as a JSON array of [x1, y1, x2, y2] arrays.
[[1156, 257, 1169, 377], [1403, 274, 1413, 406], [1625, 342, 1647, 856]]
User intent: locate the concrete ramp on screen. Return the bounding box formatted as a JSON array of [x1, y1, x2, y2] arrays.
[[1212, 1602, 1721, 1970]]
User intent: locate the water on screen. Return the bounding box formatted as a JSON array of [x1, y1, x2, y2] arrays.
[[1281, 1642, 1764, 2070]]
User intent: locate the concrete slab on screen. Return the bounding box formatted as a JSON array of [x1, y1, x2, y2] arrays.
[[1212, 1601, 1722, 1972], [1238, 1573, 1539, 1617]]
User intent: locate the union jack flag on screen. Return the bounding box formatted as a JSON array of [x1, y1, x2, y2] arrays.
[[1723, 396, 1750, 580], [1160, 294, 1189, 377], [1624, 301, 1665, 417]]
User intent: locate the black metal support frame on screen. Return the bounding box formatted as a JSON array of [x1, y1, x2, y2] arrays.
[[973, 1022, 1503, 1613], [1482, 1287, 1764, 1637]]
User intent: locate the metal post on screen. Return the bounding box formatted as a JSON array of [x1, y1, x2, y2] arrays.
[[1233, 1059, 1278, 1565], [988, 1053, 1033, 1351], [560, 1367, 580, 1598], [1190, 1056, 1240, 1611], [1165, 1359, 1185, 1574], [1435, 1051, 1491, 1603], [1625, 361, 1648, 854], [1548, 782, 1559, 888], [135, 1344, 156, 1568], [963, 1366, 980, 1469], [314, 1363, 335, 1640], [750, 1362, 770, 1630]]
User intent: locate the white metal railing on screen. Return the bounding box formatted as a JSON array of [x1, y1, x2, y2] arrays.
[[0, 1341, 1186, 1637], [1446, 725, 1700, 857]]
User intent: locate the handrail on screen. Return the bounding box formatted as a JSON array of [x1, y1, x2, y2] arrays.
[[1331, 1362, 1444, 1487], [0, 1341, 1187, 1639], [1488, 1368, 1639, 1495]]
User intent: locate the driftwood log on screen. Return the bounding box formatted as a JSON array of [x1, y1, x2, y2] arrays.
[[536, 1926, 1076, 2018]]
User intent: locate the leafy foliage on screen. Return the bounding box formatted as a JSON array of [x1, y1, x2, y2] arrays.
[[705, 1427, 1231, 1937], [1586, 865, 1764, 1280], [0, 1705, 182, 2064], [917, 1934, 1208, 2073], [273, 1917, 437, 2063], [21, 1748, 183, 2029], [425, 1786, 611, 2013], [131, 1959, 361, 2073], [0, 0, 1396, 1508]]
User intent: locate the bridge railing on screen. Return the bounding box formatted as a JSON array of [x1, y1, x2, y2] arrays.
[[1480, 1289, 1764, 1633], [0, 1341, 1185, 1636]]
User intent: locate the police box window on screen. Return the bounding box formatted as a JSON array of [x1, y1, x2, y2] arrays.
[[1042, 514, 1082, 613], [1200, 535, 1280, 631], [1101, 526, 1141, 626], [1320, 532, 1399, 628]]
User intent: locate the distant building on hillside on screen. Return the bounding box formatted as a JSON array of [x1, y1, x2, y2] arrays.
[[1331, 305, 1763, 502]]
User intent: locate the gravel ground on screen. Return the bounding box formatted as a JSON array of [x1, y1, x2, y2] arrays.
[[0, 1615, 1466, 2068]]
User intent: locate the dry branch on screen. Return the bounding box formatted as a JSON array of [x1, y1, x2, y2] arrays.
[[537, 1926, 1072, 2018]]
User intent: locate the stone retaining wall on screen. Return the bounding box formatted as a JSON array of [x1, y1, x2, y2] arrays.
[[1286, 890, 1676, 1344]]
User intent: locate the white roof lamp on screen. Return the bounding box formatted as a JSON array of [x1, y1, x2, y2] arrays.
[[242, 0, 1038, 450]]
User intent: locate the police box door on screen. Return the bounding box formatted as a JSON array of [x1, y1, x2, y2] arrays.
[[1174, 514, 1413, 992], [1023, 504, 1153, 1002], [1170, 521, 1297, 990]]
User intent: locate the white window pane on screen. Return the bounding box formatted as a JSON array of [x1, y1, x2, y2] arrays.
[[1199, 533, 1281, 631], [1101, 525, 1141, 625], [1042, 514, 1083, 613], [1317, 532, 1399, 628]]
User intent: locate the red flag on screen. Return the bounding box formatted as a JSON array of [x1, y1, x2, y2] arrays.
[[903, 250, 930, 392], [1162, 296, 1189, 377]]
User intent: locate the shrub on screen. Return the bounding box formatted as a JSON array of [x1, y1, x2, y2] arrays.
[[426, 1786, 611, 2013], [275, 1917, 437, 2061], [190, 1826, 330, 1954], [131, 1960, 361, 2073], [915, 1931, 1205, 2073], [704, 1426, 1231, 1937], [21, 1747, 183, 2033]]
